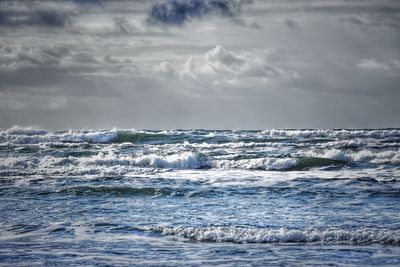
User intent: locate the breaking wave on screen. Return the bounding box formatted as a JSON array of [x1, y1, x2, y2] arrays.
[[0, 153, 349, 175], [2, 127, 400, 145], [2, 150, 399, 176], [1, 127, 399, 177], [141, 226, 400, 245], [300, 148, 400, 164], [132, 152, 209, 169], [0, 126, 118, 144]]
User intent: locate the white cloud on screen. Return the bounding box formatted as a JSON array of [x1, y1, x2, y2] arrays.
[[155, 45, 297, 88]]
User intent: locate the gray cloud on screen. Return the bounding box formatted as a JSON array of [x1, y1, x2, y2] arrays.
[[0, 44, 86, 71], [0, 0, 104, 28], [113, 16, 134, 33], [0, 0, 399, 129], [283, 19, 299, 30], [247, 0, 400, 20], [340, 13, 400, 31]]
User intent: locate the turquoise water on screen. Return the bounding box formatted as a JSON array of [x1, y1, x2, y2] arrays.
[[1, 127, 400, 266]]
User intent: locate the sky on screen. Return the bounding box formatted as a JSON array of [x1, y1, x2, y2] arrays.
[[0, 0, 399, 129]]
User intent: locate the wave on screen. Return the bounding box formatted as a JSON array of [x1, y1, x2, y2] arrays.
[[0, 126, 189, 145], [0, 154, 347, 177], [0, 127, 118, 144], [140, 226, 400, 245], [116, 131, 174, 144], [301, 149, 400, 165], [56, 186, 188, 197], [64, 153, 342, 171], [0, 147, 398, 176], [132, 153, 300, 171], [214, 158, 298, 171], [262, 129, 400, 139], [133, 152, 209, 169], [2, 127, 400, 146], [289, 157, 346, 170], [0, 152, 210, 176]]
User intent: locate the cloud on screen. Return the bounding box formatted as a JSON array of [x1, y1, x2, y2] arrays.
[[0, 0, 103, 28], [155, 45, 297, 91], [0, 44, 93, 71], [113, 16, 135, 33], [339, 15, 366, 26], [0, 9, 72, 27], [148, 0, 250, 26], [73, 0, 103, 6], [392, 60, 400, 69], [0, 44, 134, 72], [357, 58, 389, 71], [185, 45, 290, 77], [0, 1, 82, 27], [0, 0, 399, 129], [0, 45, 71, 70], [284, 19, 300, 30], [0, 43, 132, 99], [340, 13, 400, 31], [357, 58, 400, 77]]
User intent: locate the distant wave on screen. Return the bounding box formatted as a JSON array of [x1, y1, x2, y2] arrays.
[[262, 129, 400, 139], [2, 126, 400, 145], [1, 126, 399, 177], [0, 126, 118, 144], [140, 225, 400, 245]]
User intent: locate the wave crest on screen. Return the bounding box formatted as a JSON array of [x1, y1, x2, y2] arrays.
[[301, 149, 400, 164], [133, 152, 209, 169], [142, 226, 400, 245]]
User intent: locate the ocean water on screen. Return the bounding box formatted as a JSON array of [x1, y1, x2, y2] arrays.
[[0, 127, 399, 266]]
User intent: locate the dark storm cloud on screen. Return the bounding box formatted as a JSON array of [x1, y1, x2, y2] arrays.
[[0, 9, 72, 27], [148, 0, 250, 26]]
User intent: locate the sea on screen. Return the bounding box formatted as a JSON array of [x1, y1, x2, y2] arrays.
[[0, 126, 399, 266]]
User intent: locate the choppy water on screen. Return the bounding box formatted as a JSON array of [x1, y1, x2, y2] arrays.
[[1, 126, 400, 266]]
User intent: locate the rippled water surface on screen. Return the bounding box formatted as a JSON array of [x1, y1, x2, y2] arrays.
[[1, 127, 400, 266]]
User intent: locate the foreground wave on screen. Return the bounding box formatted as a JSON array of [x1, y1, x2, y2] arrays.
[[141, 226, 400, 245]]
